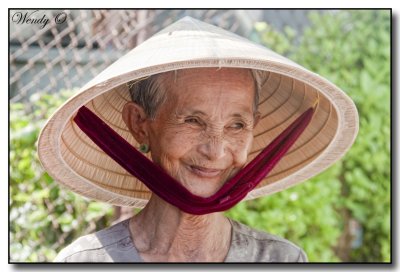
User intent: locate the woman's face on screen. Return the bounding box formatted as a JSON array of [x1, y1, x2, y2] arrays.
[[145, 68, 259, 197]]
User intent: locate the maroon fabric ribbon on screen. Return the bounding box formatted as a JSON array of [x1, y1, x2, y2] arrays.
[[74, 105, 315, 215]]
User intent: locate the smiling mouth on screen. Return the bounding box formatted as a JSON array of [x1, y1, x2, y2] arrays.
[[188, 165, 223, 178]]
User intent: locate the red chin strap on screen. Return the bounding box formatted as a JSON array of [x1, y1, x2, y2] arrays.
[[74, 105, 316, 215]]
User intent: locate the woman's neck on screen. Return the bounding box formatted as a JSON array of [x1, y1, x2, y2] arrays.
[[129, 194, 232, 262]]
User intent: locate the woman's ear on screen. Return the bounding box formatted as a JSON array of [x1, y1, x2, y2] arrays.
[[122, 102, 149, 144]]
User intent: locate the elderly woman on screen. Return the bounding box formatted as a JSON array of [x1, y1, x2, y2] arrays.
[[38, 17, 358, 263]]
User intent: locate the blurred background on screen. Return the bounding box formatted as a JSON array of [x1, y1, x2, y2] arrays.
[[9, 9, 390, 262]]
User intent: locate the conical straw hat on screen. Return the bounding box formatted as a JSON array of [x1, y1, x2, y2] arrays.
[[38, 17, 359, 208]]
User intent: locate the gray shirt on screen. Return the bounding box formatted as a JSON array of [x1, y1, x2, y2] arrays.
[[54, 217, 308, 262]]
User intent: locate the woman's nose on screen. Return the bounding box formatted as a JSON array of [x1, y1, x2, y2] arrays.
[[197, 135, 227, 161]]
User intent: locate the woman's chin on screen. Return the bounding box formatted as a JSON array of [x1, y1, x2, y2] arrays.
[[184, 182, 224, 198], [175, 166, 234, 197]]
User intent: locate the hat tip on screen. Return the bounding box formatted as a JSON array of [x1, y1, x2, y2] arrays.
[[181, 15, 195, 20], [179, 16, 200, 23]]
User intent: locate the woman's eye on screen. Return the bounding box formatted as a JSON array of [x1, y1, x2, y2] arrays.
[[230, 123, 245, 130], [185, 117, 201, 125]]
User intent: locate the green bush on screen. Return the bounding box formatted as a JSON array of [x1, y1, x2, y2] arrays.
[[227, 10, 390, 262], [10, 90, 114, 262]]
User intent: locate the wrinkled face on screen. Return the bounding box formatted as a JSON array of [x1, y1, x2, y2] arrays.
[[146, 68, 259, 197]]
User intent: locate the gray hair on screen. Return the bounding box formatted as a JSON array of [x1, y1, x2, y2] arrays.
[[127, 69, 267, 120]]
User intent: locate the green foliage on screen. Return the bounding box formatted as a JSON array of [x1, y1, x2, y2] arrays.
[[227, 10, 390, 262], [227, 164, 343, 262], [10, 90, 114, 262]]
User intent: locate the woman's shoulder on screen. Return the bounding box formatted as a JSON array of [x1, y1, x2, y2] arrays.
[[53, 218, 141, 262], [226, 218, 308, 262]]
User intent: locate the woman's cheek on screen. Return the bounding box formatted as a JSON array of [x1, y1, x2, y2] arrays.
[[159, 128, 199, 159], [158, 153, 180, 178], [229, 133, 253, 167]]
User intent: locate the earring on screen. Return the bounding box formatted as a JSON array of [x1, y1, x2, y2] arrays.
[[139, 144, 150, 153]]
